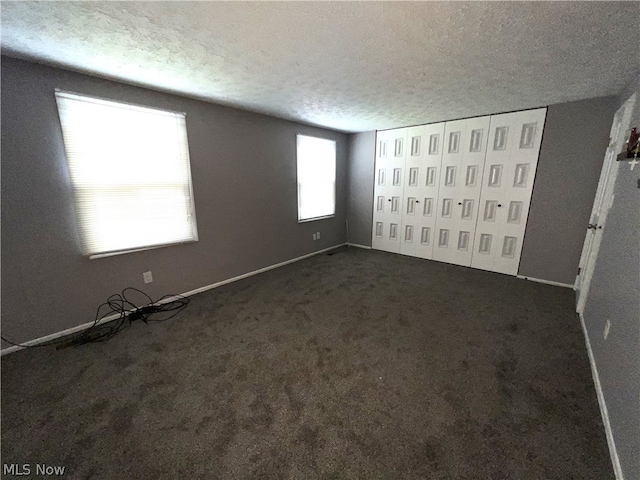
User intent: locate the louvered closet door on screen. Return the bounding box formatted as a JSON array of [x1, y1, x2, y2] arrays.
[[433, 116, 490, 266], [471, 108, 547, 275], [399, 123, 444, 259], [372, 128, 408, 253]]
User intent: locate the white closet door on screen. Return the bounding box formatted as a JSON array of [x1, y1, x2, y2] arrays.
[[372, 128, 408, 253], [471, 108, 547, 275], [399, 123, 444, 259], [433, 116, 490, 266]]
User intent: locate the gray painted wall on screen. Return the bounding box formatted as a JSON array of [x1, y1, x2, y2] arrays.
[[1, 56, 348, 346], [519, 97, 618, 284], [583, 74, 640, 480], [345, 97, 617, 285], [346, 132, 375, 247]]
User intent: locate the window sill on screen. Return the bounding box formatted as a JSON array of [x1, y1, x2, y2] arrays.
[[88, 239, 197, 259], [298, 214, 335, 224]]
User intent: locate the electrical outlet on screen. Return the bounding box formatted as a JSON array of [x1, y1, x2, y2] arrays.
[[604, 319, 611, 340], [143, 271, 153, 284], [316, 231, 320, 240], [312, 233, 316, 240]]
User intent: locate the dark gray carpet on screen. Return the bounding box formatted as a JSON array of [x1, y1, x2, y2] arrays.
[[2, 247, 612, 479]]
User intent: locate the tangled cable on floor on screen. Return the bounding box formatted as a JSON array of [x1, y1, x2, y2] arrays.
[[1, 287, 189, 350]]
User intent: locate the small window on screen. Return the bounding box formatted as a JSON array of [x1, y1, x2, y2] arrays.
[[296, 135, 336, 222], [55, 91, 198, 258]]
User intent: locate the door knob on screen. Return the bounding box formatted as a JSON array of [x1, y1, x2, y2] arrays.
[[388, 199, 391, 202], [587, 223, 598, 230], [497, 204, 503, 207], [415, 200, 420, 203], [458, 202, 462, 205]]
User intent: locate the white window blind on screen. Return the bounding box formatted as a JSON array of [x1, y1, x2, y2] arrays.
[[55, 91, 198, 257], [297, 135, 336, 222]]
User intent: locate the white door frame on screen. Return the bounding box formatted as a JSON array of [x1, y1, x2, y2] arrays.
[[576, 93, 636, 313]]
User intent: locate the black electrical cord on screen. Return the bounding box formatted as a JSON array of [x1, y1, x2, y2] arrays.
[[1, 287, 190, 349]]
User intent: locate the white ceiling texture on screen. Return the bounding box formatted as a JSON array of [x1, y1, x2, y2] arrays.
[[1, 2, 639, 133]]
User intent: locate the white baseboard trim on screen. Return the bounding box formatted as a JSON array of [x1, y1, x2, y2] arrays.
[[0, 313, 122, 356], [516, 275, 575, 289], [579, 313, 624, 480], [347, 243, 372, 250], [1, 243, 347, 356], [178, 243, 346, 298]]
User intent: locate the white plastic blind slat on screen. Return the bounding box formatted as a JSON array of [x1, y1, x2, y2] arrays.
[[55, 91, 198, 256], [297, 135, 336, 221]]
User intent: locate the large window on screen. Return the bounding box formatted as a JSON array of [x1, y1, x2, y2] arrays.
[[296, 135, 336, 222], [55, 90, 198, 258]]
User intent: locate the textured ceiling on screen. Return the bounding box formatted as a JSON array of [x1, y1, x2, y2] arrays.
[[1, 2, 639, 133]]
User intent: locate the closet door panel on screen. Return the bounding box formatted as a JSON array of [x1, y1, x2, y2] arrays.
[[471, 108, 547, 275], [456, 116, 491, 265], [372, 128, 408, 253], [433, 119, 465, 264], [433, 116, 490, 266], [400, 123, 445, 259]]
